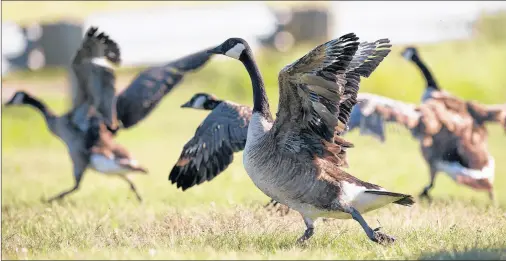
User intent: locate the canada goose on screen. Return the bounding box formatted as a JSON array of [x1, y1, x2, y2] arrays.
[[5, 26, 214, 203], [401, 46, 505, 201], [4, 91, 148, 202], [353, 90, 506, 202], [70, 26, 215, 137], [170, 92, 396, 216], [205, 34, 415, 244]]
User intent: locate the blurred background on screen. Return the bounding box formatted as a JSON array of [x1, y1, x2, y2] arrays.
[[2, 1, 506, 259], [2, 1, 506, 101]]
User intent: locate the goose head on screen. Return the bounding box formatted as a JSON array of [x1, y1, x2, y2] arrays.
[[181, 93, 221, 110], [5, 91, 30, 106], [207, 38, 249, 60], [401, 46, 418, 61]]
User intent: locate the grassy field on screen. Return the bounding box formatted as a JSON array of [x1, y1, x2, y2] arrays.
[[2, 40, 506, 259]]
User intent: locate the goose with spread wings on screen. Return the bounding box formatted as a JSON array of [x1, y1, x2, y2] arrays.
[[4, 27, 215, 203], [195, 34, 415, 244], [168, 91, 402, 216], [4, 29, 150, 202], [351, 87, 506, 203], [349, 46, 506, 202], [70, 26, 216, 137]]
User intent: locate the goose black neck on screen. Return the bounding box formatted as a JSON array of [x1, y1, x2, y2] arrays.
[[205, 99, 223, 110], [24, 95, 54, 120], [239, 50, 272, 120], [412, 55, 439, 90]]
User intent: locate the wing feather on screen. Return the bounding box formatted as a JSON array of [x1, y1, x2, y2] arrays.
[[273, 34, 391, 161], [346, 93, 421, 142], [115, 47, 214, 129], [169, 102, 252, 191], [71, 27, 121, 130]]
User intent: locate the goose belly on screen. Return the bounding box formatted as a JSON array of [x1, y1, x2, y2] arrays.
[[435, 156, 495, 182], [89, 154, 131, 175], [243, 144, 332, 219], [244, 146, 404, 220]]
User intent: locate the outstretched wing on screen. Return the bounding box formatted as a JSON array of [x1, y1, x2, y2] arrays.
[[273, 34, 391, 163], [347, 92, 421, 142], [71, 26, 121, 130], [115, 47, 214, 129], [338, 40, 392, 135], [169, 102, 252, 190]]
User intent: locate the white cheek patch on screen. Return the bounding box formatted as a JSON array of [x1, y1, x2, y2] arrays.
[[225, 43, 245, 60], [192, 96, 207, 109], [402, 49, 414, 60], [91, 57, 113, 69]]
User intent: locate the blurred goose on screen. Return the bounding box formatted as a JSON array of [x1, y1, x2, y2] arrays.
[[71, 26, 215, 137], [5, 91, 148, 202], [5, 26, 214, 203], [204, 34, 415, 244], [352, 88, 506, 202], [347, 46, 506, 202]]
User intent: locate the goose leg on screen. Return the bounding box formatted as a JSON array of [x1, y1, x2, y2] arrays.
[[47, 169, 84, 203], [488, 188, 496, 206], [119, 175, 143, 202], [296, 216, 315, 244], [349, 207, 395, 244], [420, 167, 437, 201]]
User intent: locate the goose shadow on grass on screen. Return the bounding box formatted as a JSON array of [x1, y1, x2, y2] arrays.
[[419, 248, 506, 260]]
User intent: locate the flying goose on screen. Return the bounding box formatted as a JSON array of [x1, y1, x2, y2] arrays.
[[70, 26, 215, 137], [352, 89, 506, 202], [5, 91, 148, 202], [346, 46, 506, 202], [205, 34, 415, 244], [401, 45, 504, 201], [5, 27, 215, 203]]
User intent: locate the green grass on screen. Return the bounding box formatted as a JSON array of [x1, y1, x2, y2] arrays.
[[2, 39, 506, 259]]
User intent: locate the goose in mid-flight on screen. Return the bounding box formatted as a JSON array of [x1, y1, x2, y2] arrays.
[[198, 34, 415, 244], [4, 27, 215, 202], [346, 46, 506, 202], [350, 83, 506, 203]]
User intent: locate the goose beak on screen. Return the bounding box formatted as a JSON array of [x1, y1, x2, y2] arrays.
[[207, 46, 222, 55], [181, 101, 192, 108]]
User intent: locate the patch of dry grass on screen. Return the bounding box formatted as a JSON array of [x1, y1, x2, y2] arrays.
[[2, 199, 506, 259]]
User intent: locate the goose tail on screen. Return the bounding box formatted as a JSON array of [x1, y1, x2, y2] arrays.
[[363, 190, 415, 207]]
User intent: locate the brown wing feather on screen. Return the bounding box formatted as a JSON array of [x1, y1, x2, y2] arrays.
[[273, 34, 392, 167]]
